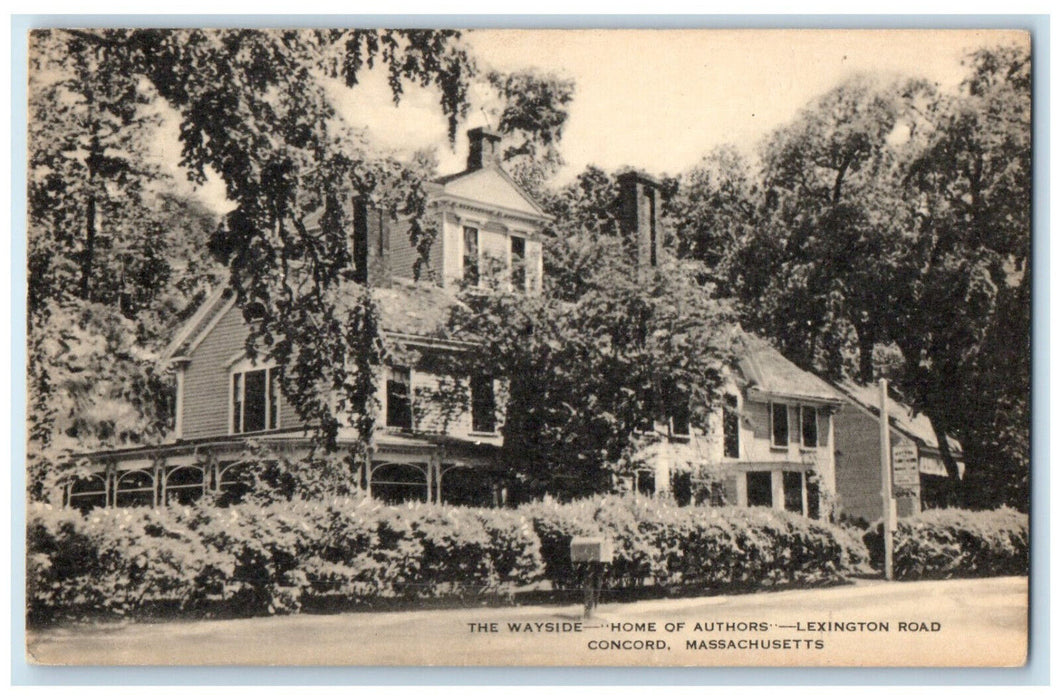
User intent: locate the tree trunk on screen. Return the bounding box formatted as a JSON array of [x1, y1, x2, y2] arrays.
[[931, 419, 963, 505], [80, 195, 96, 300], [856, 324, 876, 384]]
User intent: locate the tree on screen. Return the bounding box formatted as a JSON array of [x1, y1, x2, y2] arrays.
[[484, 69, 575, 195], [671, 46, 1031, 507], [29, 29, 478, 461], [438, 224, 737, 499], [893, 44, 1031, 499], [724, 75, 932, 381], [27, 32, 229, 500], [666, 145, 758, 289]]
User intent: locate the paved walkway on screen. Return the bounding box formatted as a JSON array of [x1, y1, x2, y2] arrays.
[[26, 576, 1027, 667]]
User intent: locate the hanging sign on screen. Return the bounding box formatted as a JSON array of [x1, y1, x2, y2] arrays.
[[891, 443, 920, 488]]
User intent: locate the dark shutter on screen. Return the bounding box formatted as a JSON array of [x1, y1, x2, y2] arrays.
[[723, 395, 740, 458]]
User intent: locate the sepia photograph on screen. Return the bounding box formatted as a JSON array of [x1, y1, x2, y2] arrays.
[[21, 25, 1032, 668]]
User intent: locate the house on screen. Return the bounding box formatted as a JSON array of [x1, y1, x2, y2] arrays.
[[832, 381, 965, 523], [64, 128, 854, 522], [631, 332, 846, 519], [65, 127, 550, 511]]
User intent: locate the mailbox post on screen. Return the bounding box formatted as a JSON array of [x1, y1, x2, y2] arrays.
[[570, 536, 614, 618]]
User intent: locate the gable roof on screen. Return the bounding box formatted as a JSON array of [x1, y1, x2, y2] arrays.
[[431, 164, 550, 220], [835, 380, 963, 455], [735, 335, 844, 405]]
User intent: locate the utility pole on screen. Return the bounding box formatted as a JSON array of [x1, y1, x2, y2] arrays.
[[879, 378, 894, 581]]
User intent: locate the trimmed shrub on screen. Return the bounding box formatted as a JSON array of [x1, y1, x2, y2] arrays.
[[518, 495, 868, 594], [29, 493, 877, 624], [863, 507, 1029, 580], [27, 497, 547, 624]]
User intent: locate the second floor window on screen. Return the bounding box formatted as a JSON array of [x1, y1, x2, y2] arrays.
[[801, 406, 819, 447], [463, 226, 479, 286], [510, 235, 526, 291], [723, 394, 740, 458], [470, 375, 496, 433], [771, 402, 789, 447], [386, 367, 412, 430], [232, 367, 279, 434]]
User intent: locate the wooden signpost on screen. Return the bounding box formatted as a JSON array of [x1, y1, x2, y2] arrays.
[[879, 379, 894, 581]]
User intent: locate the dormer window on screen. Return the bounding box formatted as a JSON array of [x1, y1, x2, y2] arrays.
[[463, 226, 479, 286]]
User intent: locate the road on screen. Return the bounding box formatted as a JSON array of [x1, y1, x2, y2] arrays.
[[26, 576, 1027, 667]]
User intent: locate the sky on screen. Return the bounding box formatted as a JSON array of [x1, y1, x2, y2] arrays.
[[339, 29, 1025, 178], [185, 28, 1026, 208]]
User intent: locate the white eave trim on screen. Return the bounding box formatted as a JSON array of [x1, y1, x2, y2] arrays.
[[160, 285, 231, 362], [430, 193, 553, 226], [746, 387, 844, 407]]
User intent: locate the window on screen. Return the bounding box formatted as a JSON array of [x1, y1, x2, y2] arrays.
[[470, 375, 496, 433], [463, 226, 479, 286], [723, 395, 740, 458], [801, 406, 819, 447], [232, 367, 279, 434], [771, 403, 789, 447], [636, 469, 656, 496], [386, 367, 412, 430], [806, 477, 821, 520], [510, 236, 526, 291], [746, 471, 772, 507], [783, 471, 804, 513], [668, 390, 690, 437], [670, 405, 690, 437]]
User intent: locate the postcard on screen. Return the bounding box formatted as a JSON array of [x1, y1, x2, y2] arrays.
[[24, 26, 1031, 667]]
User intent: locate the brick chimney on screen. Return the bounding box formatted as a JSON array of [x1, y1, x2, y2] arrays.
[[351, 196, 392, 287], [617, 170, 663, 273], [466, 126, 503, 171]]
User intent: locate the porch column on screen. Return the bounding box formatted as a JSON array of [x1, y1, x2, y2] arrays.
[[431, 453, 442, 504]]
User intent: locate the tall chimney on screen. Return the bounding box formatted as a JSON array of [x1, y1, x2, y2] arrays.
[[617, 170, 663, 273], [466, 126, 503, 171], [351, 196, 392, 287]]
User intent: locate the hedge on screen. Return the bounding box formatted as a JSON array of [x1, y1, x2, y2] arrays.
[[28, 498, 544, 623], [28, 495, 869, 624], [862, 507, 1029, 580], [522, 496, 868, 592]]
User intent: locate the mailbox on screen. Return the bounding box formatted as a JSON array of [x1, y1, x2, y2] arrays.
[[570, 536, 614, 563]]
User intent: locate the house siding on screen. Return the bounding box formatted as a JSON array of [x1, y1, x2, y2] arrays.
[[389, 217, 438, 282], [182, 303, 246, 440], [833, 403, 884, 523]]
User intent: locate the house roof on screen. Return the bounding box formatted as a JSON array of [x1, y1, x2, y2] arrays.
[[835, 380, 963, 455], [162, 279, 462, 361], [735, 335, 844, 405], [342, 277, 459, 340]]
